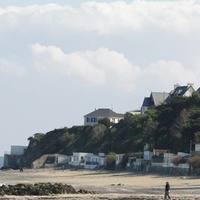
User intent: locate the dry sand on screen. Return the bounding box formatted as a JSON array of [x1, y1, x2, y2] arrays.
[[0, 169, 200, 199]]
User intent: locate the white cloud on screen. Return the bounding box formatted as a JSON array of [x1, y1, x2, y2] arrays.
[[142, 60, 200, 91], [1, 1, 200, 35], [30, 43, 140, 90], [30, 43, 200, 93]]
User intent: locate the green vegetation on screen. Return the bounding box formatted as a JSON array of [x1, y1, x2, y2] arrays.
[[105, 152, 116, 170], [189, 156, 200, 168], [23, 93, 200, 167]]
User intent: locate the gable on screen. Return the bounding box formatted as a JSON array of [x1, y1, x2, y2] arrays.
[[142, 92, 169, 107], [151, 92, 169, 106], [170, 85, 195, 97]]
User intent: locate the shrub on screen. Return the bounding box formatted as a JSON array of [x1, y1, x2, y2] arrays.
[[189, 156, 200, 168], [106, 152, 116, 170], [171, 156, 185, 166], [120, 153, 130, 169]]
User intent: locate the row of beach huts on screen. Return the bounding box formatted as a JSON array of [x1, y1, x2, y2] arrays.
[[3, 142, 200, 175]]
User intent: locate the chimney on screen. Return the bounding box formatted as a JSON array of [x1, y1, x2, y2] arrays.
[[187, 83, 194, 88], [174, 83, 180, 89]]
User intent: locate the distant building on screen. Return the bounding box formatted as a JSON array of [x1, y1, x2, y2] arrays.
[[70, 152, 106, 169], [11, 145, 27, 156], [84, 108, 124, 126], [84, 153, 106, 169], [31, 154, 71, 169], [166, 83, 195, 100], [3, 145, 27, 169], [141, 83, 196, 114], [194, 142, 200, 156], [116, 153, 124, 165], [71, 152, 92, 166], [141, 92, 169, 114], [0, 157, 3, 168], [128, 109, 141, 115]]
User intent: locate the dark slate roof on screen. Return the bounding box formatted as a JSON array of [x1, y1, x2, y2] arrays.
[[142, 97, 151, 107], [84, 108, 124, 118], [196, 87, 200, 94], [165, 85, 195, 102], [170, 86, 188, 96]]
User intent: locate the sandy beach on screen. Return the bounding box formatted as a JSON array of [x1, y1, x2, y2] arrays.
[[0, 169, 200, 199]]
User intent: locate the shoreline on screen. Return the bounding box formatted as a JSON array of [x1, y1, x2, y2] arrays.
[[0, 169, 200, 199], [1, 194, 200, 200]]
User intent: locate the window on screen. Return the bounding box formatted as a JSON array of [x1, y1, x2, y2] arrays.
[[73, 155, 77, 161], [86, 117, 90, 122]]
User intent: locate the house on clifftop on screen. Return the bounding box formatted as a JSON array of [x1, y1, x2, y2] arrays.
[[141, 92, 169, 114], [167, 83, 195, 100], [84, 108, 124, 126], [141, 83, 196, 114]]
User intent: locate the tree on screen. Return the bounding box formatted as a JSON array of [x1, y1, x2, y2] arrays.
[[98, 118, 112, 127], [124, 112, 135, 124]]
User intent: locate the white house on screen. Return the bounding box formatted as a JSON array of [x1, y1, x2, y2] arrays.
[[143, 151, 153, 161], [69, 152, 106, 169], [84, 108, 124, 126], [55, 154, 71, 164], [84, 153, 106, 169], [195, 143, 200, 152], [70, 152, 93, 166], [116, 154, 124, 165], [163, 152, 175, 167], [168, 83, 195, 98]]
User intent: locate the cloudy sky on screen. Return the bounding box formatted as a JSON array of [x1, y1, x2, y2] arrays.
[[1, 0, 200, 156]]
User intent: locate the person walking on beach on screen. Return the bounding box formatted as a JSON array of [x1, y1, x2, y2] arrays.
[[164, 181, 171, 199]]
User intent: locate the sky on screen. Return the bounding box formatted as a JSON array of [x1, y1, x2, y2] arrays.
[[1, 0, 200, 157]]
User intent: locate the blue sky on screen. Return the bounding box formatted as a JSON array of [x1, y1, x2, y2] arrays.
[[0, 0, 200, 157]]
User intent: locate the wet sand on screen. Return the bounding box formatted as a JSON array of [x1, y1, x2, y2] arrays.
[[0, 169, 200, 199]]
